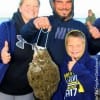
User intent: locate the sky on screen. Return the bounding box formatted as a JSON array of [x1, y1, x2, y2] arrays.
[[74, 0, 100, 18], [0, 0, 52, 18], [0, 0, 99, 18]]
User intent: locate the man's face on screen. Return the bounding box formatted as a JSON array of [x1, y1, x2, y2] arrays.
[[53, 0, 72, 19]]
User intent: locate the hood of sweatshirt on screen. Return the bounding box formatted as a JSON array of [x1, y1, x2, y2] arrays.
[[49, 0, 74, 21]]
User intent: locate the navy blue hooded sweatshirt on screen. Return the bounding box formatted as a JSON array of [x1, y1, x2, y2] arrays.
[[89, 18, 100, 55], [21, 16, 92, 67], [0, 10, 33, 95], [52, 45, 96, 100], [88, 18, 100, 89], [93, 19, 100, 88], [20, 0, 92, 67]]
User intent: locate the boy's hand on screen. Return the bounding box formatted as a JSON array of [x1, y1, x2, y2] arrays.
[[68, 57, 76, 71]]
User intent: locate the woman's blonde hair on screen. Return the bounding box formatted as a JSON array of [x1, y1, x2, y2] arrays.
[[19, 0, 40, 6]]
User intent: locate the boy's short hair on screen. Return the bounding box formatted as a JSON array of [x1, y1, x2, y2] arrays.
[[65, 30, 86, 45]]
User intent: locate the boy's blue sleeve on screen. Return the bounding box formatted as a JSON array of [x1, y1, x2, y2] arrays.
[[98, 65, 100, 88], [52, 64, 66, 100], [52, 80, 65, 100], [72, 58, 95, 92]]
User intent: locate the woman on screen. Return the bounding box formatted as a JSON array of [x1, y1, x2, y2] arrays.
[[0, 0, 40, 100]]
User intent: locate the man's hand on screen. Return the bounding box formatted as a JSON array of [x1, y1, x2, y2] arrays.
[[89, 26, 100, 39], [1, 41, 11, 64], [33, 17, 52, 32]]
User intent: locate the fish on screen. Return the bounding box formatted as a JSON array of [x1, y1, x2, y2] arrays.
[[27, 44, 60, 100]]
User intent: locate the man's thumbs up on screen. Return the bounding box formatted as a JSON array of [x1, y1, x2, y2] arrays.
[[1, 41, 11, 64]]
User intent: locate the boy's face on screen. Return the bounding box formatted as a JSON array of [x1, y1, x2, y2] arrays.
[[66, 36, 85, 60]]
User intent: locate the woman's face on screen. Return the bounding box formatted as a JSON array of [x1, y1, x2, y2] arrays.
[[19, 0, 39, 23], [66, 36, 85, 60]]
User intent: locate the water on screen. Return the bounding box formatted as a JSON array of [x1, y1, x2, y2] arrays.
[[0, 17, 86, 24], [74, 18, 86, 23], [0, 18, 10, 24]]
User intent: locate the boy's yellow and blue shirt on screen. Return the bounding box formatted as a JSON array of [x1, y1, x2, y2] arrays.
[[52, 52, 96, 100]]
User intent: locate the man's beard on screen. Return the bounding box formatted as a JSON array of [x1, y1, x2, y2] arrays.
[[59, 10, 72, 21], [61, 16, 68, 21], [53, 10, 72, 21], [60, 14, 71, 21]]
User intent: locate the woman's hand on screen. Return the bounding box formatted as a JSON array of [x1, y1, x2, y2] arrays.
[[1, 41, 11, 64]]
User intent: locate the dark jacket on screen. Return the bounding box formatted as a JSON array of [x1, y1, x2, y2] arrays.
[[21, 15, 92, 67], [0, 11, 33, 95], [0, 20, 16, 84], [53, 50, 96, 100], [89, 18, 100, 55], [93, 18, 100, 30]]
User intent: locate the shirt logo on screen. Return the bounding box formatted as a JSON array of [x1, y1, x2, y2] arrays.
[[55, 27, 74, 39], [16, 35, 34, 50], [64, 72, 84, 99]]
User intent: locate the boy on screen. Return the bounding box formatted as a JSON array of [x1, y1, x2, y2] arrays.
[[53, 30, 96, 100]]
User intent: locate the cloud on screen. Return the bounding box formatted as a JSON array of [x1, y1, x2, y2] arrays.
[[74, 0, 100, 18], [0, 0, 19, 18], [0, 0, 99, 18]]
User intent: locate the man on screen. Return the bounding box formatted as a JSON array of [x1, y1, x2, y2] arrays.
[[88, 18, 100, 91], [88, 18, 100, 54], [21, 0, 92, 67]]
